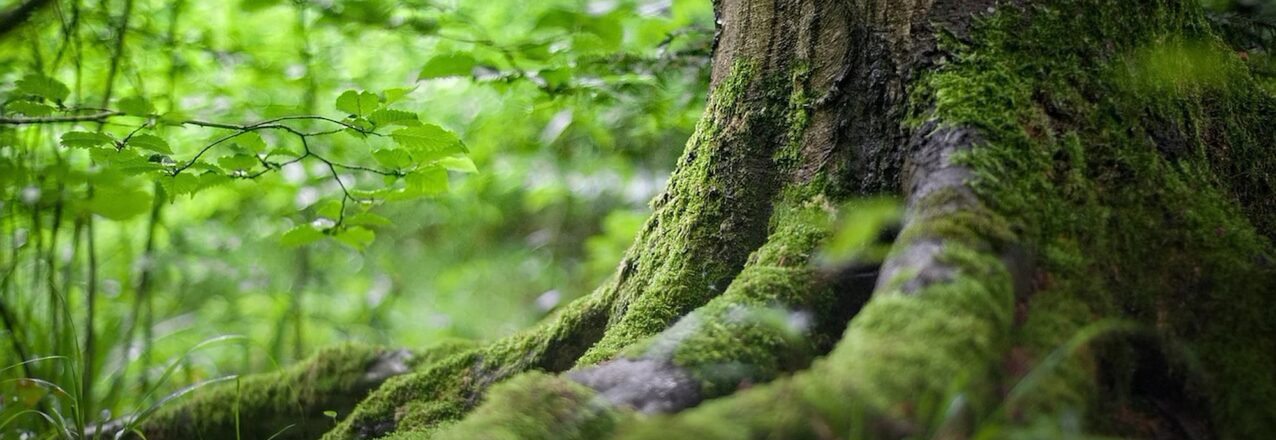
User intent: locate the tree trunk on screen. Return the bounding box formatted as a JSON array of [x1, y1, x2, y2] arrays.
[[128, 0, 1276, 439]]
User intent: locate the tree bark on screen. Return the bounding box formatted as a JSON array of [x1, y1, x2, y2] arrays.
[[130, 0, 1276, 439]]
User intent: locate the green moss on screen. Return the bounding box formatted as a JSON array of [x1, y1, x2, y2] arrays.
[[614, 208, 1018, 439], [578, 59, 817, 365], [618, 199, 836, 397], [135, 343, 395, 440], [914, 0, 1276, 436], [324, 289, 614, 439], [429, 372, 625, 440]]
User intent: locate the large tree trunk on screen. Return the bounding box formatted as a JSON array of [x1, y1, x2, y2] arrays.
[[126, 0, 1276, 439]]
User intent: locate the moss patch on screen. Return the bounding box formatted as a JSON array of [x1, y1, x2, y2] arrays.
[[134, 343, 396, 440], [915, 0, 1276, 436]]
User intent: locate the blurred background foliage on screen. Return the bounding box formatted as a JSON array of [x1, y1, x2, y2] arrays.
[[0, 0, 711, 434]]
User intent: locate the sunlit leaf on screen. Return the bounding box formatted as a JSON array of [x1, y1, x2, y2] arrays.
[[128, 134, 174, 154], [369, 109, 420, 127], [382, 87, 415, 105], [437, 156, 477, 173], [61, 131, 115, 148], [405, 167, 448, 196], [372, 148, 413, 169], [418, 53, 476, 80], [161, 173, 201, 198], [334, 226, 375, 250], [390, 124, 467, 161], [235, 132, 268, 153], [336, 90, 380, 117], [281, 224, 325, 246], [218, 154, 259, 172], [316, 200, 343, 219]]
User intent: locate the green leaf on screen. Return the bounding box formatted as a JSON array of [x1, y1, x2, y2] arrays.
[[87, 185, 152, 220], [372, 148, 413, 169], [334, 227, 375, 250], [382, 87, 414, 105], [406, 167, 448, 196], [346, 212, 391, 227], [437, 156, 477, 173], [61, 131, 115, 148], [16, 73, 69, 103], [118, 96, 155, 116], [8, 101, 55, 116], [90, 147, 164, 174], [127, 134, 173, 154], [418, 53, 476, 80], [234, 132, 268, 153], [369, 109, 420, 127], [217, 154, 259, 171], [159, 110, 191, 125], [323, 410, 339, 419], [390, 124, 467, 162], [281, 224, 325, 246], [161, 173, 200, 198], [316, 200, 343, 219], [336, 90, 380, 117]]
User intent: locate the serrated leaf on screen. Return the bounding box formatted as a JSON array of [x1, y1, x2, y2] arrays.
[[91, 148, 164, 175], [390, 125, 467, 162], [368, 109, 420, 127], [8, 101, 55, 116], [217, 154, 258, 171], [335, 90, 380, 117], [87, 184, 152, 220], [234, 132, 267, 153], [197, 172, 232, 190], [61, 131, 115, 148], [127, 134, 173, 154], [346, 212, 391, 227], [161, 173, 200, 198], [372, 148, 413, 169], [281, 224, 325, 246], [118, 96, 155, 116], [266, 147, 300, 158], [16, 74, 69, 103], [334, 227, 375, 250], [406, 167, 448, 196], [437, 156, 477, 173], [418, 53, 476, 80]]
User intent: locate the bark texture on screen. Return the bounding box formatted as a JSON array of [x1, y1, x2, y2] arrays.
[[131, 0, 1276, 439]]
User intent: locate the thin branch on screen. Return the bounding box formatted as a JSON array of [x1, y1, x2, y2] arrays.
[[0, 111, 121, 124]]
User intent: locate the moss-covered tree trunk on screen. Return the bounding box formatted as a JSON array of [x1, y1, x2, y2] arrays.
[[121, 0, 1276, 438]]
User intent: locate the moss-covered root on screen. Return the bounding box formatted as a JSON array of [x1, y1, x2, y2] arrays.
[[391, 372, 627, 440], [324, 290, 616, 439], [611, 198, 1018, 439], [575, 199, 870, 405], [118, 343, 411, 440]]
